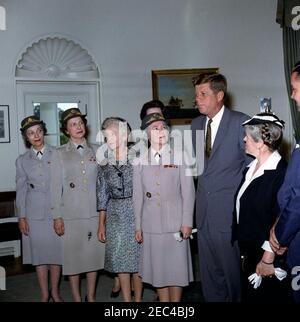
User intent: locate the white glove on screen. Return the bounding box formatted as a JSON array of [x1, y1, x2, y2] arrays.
[[248, 273, 262, 289], [174, 228, 197, 242], [248, 268, 287, 289], [274, 267, 287, 281]]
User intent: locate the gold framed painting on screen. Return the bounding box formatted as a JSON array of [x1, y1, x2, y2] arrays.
[[152, 68, 219, 125]]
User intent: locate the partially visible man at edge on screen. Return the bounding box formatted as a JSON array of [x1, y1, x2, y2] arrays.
[[270, 61, 300, 302]]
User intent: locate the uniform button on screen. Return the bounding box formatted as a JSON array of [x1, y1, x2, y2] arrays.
[[157, 192, 160, 196], [83, 179, 87, 184], [157, 203, 160, 207], [82, 189, 88, 192], [80, 160, 84, 164], [118, 173, 122, 177], [207, 192, 210, 195], [82, 170, 86, 174], [156, 182, 160, 186], [117, 188, 122, 191]]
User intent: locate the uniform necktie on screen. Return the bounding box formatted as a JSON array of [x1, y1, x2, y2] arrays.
[[205, 119, 213, 158], [36, 151, 43, 159], [154, 152, 161, 164], [77, 145, 83, 155]]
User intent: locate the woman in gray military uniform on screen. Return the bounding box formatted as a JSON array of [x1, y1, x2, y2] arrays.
[[134, 113, 195, 302], [50, 108, 105, 302], [96, 117, 142, 302], [16, 116, 63, 302]]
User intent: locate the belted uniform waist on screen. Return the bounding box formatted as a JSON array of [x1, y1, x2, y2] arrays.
[[111, 196, 132, 200]]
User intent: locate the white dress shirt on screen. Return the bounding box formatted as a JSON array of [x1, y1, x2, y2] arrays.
[[205, 105, 225, 148], [32, 146, 45, 159]]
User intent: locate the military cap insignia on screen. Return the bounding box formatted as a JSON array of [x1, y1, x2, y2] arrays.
[[140, 113, 166, 130], [146, 192, 152, 198], [70, 182, 75, 188]]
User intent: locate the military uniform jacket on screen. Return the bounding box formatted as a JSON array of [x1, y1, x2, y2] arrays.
[[133, 145, 195, 234], [50, 140, 99, 220], [16, 144, 54, 220]]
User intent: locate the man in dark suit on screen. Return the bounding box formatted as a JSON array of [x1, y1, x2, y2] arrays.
[[191, 73, 249, 302], [270, 62, 300, 302]]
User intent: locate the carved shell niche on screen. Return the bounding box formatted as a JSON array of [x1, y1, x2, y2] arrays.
[[16, 37, 99, 79]]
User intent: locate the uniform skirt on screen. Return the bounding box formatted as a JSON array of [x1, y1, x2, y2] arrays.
[[22, 218, 62, 266], [62, 216, 105, 275], [140, 232, 194, 287]]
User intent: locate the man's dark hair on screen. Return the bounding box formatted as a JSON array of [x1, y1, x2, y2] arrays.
[[194, 73, 227, 97], [292, 61, 300, 79], [140, 99, 165, 120]]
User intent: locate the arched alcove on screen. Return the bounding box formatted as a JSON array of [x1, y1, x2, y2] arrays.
[[15, 37, 99, 79], [15, 36, 101, 152]]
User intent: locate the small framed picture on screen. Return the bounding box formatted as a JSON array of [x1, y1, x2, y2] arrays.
[[0, 105, 10, 143]]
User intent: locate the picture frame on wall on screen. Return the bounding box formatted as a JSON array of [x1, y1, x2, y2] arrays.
[[0, 105, 10, 143], [152, 68, 219, 125]]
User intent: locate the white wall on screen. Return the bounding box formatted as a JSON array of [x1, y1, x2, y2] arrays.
[[0, 0, 290, 191]]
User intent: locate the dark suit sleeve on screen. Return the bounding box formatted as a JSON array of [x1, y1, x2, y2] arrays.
[[275, 149, 300, 246], [191, 119, 197, 155]]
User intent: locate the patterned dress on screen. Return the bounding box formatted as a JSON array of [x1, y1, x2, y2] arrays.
[[96, 157, 141, 273]]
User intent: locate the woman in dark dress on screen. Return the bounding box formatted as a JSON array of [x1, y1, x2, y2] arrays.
[[97, 117, 142, 302], [232, 112, 292, 302]]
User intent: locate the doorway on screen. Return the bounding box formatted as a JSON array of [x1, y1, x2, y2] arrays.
[[16, 81, 100, 154]]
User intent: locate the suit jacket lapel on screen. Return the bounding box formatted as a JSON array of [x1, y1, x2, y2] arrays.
[[209, 107, 230, 159]]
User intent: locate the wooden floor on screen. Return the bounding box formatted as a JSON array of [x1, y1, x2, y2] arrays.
[[0, 255, 34, 277]]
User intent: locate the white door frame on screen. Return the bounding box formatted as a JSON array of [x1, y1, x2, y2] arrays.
[[16, 81, 101, 154]]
